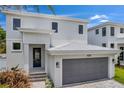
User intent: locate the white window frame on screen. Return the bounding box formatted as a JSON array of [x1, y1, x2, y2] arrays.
[[11, 41, 22, 52], [120, 28, 124, 33], [102, 43, 106, 47], [95, 29, 99, 35], [110, 43, 114, 48], [12, 17, 21, 31]]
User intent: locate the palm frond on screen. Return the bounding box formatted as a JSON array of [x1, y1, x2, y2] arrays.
[[33, 5, 40, 13], [47, 5, 56, 15]]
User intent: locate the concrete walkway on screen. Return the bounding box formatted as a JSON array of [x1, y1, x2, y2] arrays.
[[65, 79, 124, 88], [31, 81, 45, 88]]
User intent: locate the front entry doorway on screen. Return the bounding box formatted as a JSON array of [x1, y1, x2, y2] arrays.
[[29, 44, 45, 73]]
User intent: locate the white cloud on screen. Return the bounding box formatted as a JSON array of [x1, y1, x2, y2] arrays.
[[90, 14, 108, 20], [100, 19, 109, 23]]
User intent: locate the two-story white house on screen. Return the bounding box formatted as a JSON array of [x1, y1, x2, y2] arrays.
[[3, 10, 119, 87], [88, 22, 124, 65]]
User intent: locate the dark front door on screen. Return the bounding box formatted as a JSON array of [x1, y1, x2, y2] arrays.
[[33, 48, 41, 67]]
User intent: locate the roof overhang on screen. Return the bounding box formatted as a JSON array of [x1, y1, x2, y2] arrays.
[[88, 22, 124, 31], [47, 49, 120, 56], [2, 10, 89, 24], [18, 28, 53, 34], [47, 41, 120, 56]]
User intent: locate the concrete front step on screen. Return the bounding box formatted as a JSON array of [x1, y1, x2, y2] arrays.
[[29, 74, 47, 78], [29, 72, 46, 75], [29, 72, 47, 82], [30, 78, 46, 82]]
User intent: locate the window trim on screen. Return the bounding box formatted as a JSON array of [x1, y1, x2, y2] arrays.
[[102, 43, 106, 47], [52, 22, 58, 33], [95, 29, 99, 35], [110, 27, 115, 36], [79, 25, 83, 34], [120, 28, 124, 33], [13, 18, 21, 30], [110, 43, 114, 48], [11, 41, 22, 52], [102, 27, 106, 37]]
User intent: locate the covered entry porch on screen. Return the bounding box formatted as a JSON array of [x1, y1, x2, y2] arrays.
[[19, 27, 52, 74], [24, 43, 48, 74]]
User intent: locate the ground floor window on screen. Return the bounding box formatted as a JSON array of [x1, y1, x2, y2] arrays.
[[13, 43, 21, 50], [110, 43, 114, 48], [119, 47, 124, 61], [102, 43, 106, 47], [12, 42, 22, 51]]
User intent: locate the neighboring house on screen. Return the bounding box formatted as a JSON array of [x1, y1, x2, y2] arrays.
[[88, 22, 124, 65], [3, 10, 118, 87]]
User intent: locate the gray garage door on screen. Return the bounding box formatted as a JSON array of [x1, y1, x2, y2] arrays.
[[62, 57, 108, 85]]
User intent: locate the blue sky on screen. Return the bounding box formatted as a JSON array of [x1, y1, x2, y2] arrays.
[[1, 5, 124, 30]]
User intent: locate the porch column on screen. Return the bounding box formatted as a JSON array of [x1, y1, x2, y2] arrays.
[[24, 43, 29, 74]]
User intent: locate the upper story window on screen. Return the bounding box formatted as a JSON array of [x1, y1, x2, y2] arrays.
[[79, 25, 83, 34], [13, 18, 21, 30], [110, 27, 115, 36], [110, 43, 114, 48], [102, 43, 106, 47], [120, 28, 124, 33], [52, 22, 58, 33], [102, 27, 106, 36], [95, 29, 99, 35]]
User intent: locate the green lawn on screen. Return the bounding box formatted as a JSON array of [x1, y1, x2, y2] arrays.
[[114, 66, 124, 84]]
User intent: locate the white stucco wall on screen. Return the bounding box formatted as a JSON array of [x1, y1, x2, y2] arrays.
[[47, 55, 55, 83], [7, 14, 88, 45], [6, 40, 24, 69], [0, 58, 6, 70]]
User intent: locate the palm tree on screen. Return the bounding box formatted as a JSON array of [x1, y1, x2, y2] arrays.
[[0, 5, 55, 15]]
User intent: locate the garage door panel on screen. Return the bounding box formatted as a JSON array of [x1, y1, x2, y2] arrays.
[[62, 57, 108, 85]]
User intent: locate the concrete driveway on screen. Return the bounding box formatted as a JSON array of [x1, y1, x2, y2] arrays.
[[65, 79, 124, 88]]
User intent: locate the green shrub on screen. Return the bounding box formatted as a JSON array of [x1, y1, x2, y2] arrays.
[[0, 84, 9, 88], [0, 65, 31, 88], [45, 77, 54, 88]]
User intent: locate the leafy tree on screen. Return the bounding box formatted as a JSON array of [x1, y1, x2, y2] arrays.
[[0, 27, 6, 53]]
